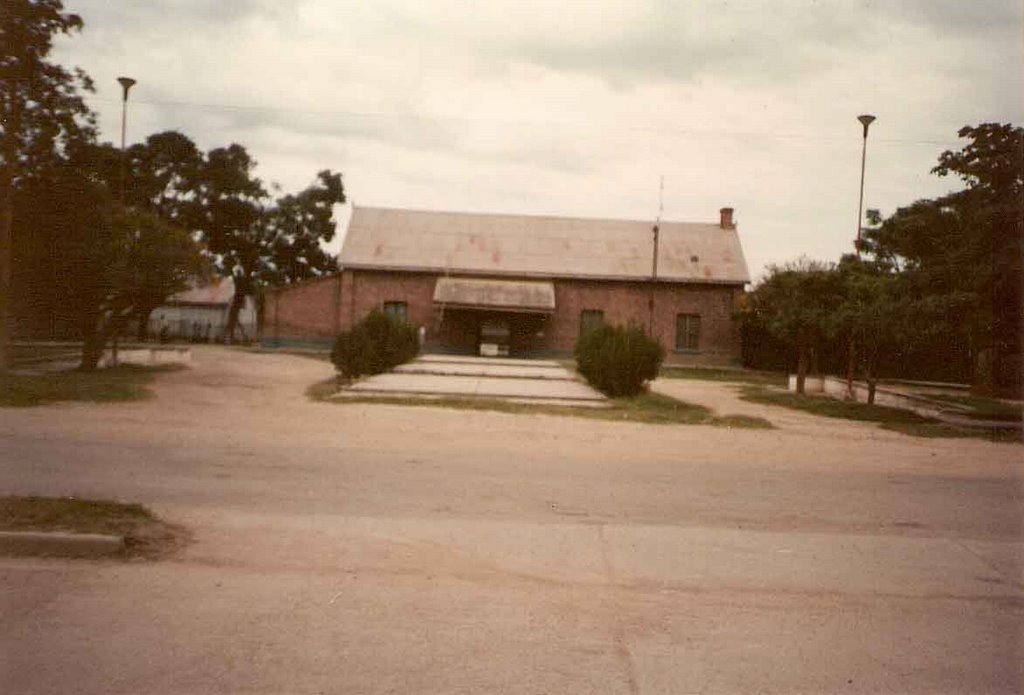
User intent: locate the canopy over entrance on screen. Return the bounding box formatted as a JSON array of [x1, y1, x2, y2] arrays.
[[433, 277, 556, 314]]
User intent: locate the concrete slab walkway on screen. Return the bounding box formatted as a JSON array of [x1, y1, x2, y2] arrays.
[[394, 354, 570, 380], [339, 355, 607, 406], [415, 354, 564, 368]]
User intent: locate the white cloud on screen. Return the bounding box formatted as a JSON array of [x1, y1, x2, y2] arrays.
[[54, 0, 1024, 280]]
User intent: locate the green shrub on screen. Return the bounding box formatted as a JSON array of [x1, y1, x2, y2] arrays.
[[574, 323, 665, 397], [331, 310, 419, 379]]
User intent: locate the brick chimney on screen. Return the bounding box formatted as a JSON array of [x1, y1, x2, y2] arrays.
[[719, 207, 735, 229]]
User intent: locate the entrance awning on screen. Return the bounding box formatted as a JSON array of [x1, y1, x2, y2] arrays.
[[433, 277, 556, 313]]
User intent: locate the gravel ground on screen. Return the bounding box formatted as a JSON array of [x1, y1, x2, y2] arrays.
[[1, 346, 1021, 694]]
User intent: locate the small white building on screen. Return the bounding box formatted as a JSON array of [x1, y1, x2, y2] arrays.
[[150, 277, 257, 343]]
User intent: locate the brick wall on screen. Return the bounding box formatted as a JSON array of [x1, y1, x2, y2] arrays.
[[549, 279, 741, 365], [267, 269, 743, 364], [343, 270, 438, 337], [265, 275, 341, 344]]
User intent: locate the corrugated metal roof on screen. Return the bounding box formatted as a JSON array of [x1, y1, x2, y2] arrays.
[[166, 276, 236, 305], [340, 206, 750, 284], [434, 277, 556, 313]]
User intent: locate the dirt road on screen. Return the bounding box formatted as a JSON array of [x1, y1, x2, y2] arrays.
[[1, 347, 1021, 693]]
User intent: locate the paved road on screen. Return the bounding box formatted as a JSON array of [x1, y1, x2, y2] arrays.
[[1, 347, 1021, 694]]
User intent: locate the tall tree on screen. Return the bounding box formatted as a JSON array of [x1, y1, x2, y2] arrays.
[[243, 169, 345, 335], [78, 206, 205, 370], [189, 144, 267, 342], [74, 131, 205, 337], [76, 130, 204, 224], [12, 161, 107, 342], [11, 160, 205, 370], [865, 123, 1023, 394], [1, 0, 95, 371], [830, 257, 906, 403], [74, 135, 346, 344], [190, 147, 344, 341]]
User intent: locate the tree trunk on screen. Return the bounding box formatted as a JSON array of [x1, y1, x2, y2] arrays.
[[224, 282, 248, 344], [79, 318, 108, 372], [0, 179, 12, 374], [136, 307, 154, 342], [0, 61, 23, 374], [973, 347, 994, 395], [254, 289, 265, 343], [79, 309, 129, 371], [845, 335, 856, 399], [796, 345, 808, 395]]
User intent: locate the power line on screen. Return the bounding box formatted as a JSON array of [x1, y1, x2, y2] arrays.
[[81, 94, 964, 147]]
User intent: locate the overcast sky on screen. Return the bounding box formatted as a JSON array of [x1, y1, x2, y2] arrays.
[[53, 0, 1023, 282]]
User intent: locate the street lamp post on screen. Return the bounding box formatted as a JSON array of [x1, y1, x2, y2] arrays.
[[112, 77, 136, 366], [855, 114, 876, 257], [847, 114, 876, 397], [117, 76, 136, 205]]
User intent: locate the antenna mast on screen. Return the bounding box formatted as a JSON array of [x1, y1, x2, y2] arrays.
[[652, 175, 663, 279], [648, 176, 664, 337]]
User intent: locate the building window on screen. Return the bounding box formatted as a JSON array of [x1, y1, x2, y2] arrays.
[[579, 309, 604, 337], [383, 301, 408, 321], [675, 314, 701, 351]]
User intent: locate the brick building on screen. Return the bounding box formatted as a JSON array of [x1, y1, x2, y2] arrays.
[[264, 206, 750, 365]]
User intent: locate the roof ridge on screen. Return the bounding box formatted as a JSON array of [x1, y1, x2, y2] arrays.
[[351, 204, 726, 228]]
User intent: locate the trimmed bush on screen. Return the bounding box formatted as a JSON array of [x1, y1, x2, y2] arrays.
[[574, 323, 665, 397], [331, 310, 419, 379]]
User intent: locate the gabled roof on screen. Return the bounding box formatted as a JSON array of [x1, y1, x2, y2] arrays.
[[340, 206, 750, 284], [166, 276, 236, 306]]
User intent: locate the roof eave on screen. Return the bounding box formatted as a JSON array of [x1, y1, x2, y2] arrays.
[[340, 262, 748, 286]]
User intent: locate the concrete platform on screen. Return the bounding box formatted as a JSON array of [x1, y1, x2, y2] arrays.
[[341, 356, 607, 406], [416, 354, 564, 368], [394, 361, 572, 380], [332, 391, 608, 408]]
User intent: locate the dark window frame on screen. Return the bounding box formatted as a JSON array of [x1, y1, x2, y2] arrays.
[[383, 301, 408, 321], [675, 313, 701, 351]]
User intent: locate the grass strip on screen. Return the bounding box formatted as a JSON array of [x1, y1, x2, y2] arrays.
[[919, 393, 1023, 422], [658, 366, 788, 387], [0, 364, 181, 407], [740, 385, 1021, 441], [0, 496, 186, 558], [309, 377, 773, 429]]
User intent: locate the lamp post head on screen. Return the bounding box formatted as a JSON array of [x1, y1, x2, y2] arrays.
[[117, 76, 137, 101], [857, 114, 876, 138]]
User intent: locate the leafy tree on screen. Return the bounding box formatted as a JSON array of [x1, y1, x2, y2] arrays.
[[189, 147, 344, 342], [864, 123, 1023, 395], [66, 133, 346, 345], [1, 0, 95, 371], [11, 161, 204, 370], [226, 169, 344, 340], [744, 259, 841, 394], [76, 130, 204, 225], [78, 206, 205, 370], [72, 132, 207, 337], [830, 257, 906, 403], [11, 163, 107, 342]]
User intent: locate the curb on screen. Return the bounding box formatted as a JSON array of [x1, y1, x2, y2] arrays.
[[0, 531, 126, 558]]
